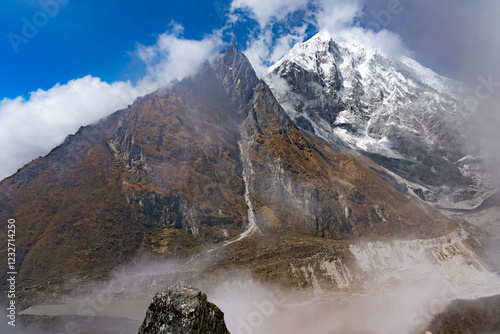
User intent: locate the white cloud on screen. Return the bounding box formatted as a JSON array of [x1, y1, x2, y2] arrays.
[[0, 27, 224, 181], [230, 0, 308, 28], [334, 27, 411, 58], [235, 0, 409, 73], [268, 24, 309, 63], [0, 76, 139, 179], [136, 28, 224, 92], [242, 25, 311, 78], [314, 0, 363, 32], [241, 28, 275, 77]]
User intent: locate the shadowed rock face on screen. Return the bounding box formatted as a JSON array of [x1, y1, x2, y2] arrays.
[[138, 285, 230, 334]]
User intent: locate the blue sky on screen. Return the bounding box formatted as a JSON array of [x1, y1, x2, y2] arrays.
[[1, 0, 499, 180], [0, 0, 233, 99]]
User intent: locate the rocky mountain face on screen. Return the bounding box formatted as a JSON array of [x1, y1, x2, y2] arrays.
[[266, 31, 492, 212], [0, 44, 461, 292], [238, 77, 457, 239], [0, 46, 254, 291], [0, 41, 499, 328], [138, 285, 230, 334]]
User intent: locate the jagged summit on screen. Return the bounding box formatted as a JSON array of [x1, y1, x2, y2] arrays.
[[212, 43, 260, 113], [272, 30, 462, 94]]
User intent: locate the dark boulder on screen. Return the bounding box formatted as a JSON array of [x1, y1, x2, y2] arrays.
[[138, 285, 230, 334]]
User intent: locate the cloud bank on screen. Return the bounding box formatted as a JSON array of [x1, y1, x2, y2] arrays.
[[0, 77, 139, 179], [0, 28, 223, 180]]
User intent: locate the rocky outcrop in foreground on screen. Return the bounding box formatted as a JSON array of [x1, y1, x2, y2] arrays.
[[427, 294, 500, 334], [138, 285, 230, 334]]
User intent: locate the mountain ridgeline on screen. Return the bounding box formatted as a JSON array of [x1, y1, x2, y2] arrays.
[[0, 44, 467, 295]]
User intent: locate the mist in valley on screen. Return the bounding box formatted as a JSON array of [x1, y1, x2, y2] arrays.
[[12, 250, 487, 334]]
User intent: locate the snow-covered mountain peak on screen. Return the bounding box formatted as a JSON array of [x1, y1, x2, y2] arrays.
[[265, 33, 487, 211], [307, 30, 379, 57], [270, 30, 380, 85], [270, 31, 340, 79], [271, 30, 468, 101]]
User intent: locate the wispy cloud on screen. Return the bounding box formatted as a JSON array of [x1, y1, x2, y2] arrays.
[[314, 0, 363, 32], [135, 24, 224, 92], [230, 0, 309, 28], [231, 0, 409, 73]]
